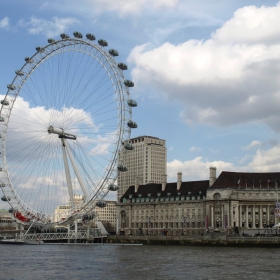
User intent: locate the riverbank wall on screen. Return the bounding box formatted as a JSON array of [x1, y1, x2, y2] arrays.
[[106, 234, 280, 247]]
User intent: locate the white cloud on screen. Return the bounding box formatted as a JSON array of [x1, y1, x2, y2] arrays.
[[90, 131, 117, 156], [0, 16, 9, 29], [239, 154, 252, 164], [167, 157, 234, 182], [0, 201, 7, 210], [212, 4, 280, 45], [93, 0, 178, 15], [44, 0, 179, 17], [248, 146, 280, 172], [20, 16, 80, 37], [190, 146, 202, 152], [5, 96, 98, 161], [128, 3, 280, 131], [167, 143, 280, 182], [1, 94, 106, 214], [243, 140, 262, 150]]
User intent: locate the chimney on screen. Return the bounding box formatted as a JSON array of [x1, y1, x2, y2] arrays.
[[177, 172, 182, 191], [209, 167, 216, 187], [162, 174, 167, 191], [135, 177, 140, 193]]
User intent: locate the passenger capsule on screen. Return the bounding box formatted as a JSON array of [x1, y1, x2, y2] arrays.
[[0, 116, 5, 122], [124, 142, 134, 150], [109, 49, 119, 56], [118, 63, 127, 70], [127, 99, 137, 107], [73, 31, 83, 38], [8, 208, 14, 213], [7, 84, 16, 90], [98, 39, 108, 47], [117, 164, 128, 172], [108, 184, 119, 191], [35, 46, 42, 52], [124, 80, 134, 87], [82, 213, 95, 220], [15, 70, 24, 76], [0, 183, 5, 188], [60, 33, 69, 39], [86, 33, 95, 40], [48, 38, 55, 44], [127, 120, 137, 128], [88, 214, 95, 220], [96, 201, 107, 208], [1, 100, 9, 106], [1, 196, 10, 202], [25, 57, 34, 63]]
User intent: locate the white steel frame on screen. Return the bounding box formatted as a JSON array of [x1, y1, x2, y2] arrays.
[[0, 36, 132, 226]]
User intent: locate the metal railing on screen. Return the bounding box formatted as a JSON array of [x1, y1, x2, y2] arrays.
[[0, 230, 106, 241]]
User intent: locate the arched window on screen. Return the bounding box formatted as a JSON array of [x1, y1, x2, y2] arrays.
[[214, 193, 221, 200]]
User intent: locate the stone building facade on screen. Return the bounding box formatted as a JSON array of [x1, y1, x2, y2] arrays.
[[205, 170, 280, 230], [117, 172, 209, 236], [117, 168, 280, 236], [53, 197, 116, 233], [0, 209, 14, 229]]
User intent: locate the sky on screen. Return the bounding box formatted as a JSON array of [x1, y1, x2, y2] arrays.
[[1, 0, 280, 211]]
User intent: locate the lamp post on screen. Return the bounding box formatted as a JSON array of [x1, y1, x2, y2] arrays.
[[147, 217, 152, 236], [182, 216, 186, 236], [178, 203, 181, 236]]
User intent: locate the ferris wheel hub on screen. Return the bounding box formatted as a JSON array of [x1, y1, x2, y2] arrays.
[[47, 125, 76, 140]]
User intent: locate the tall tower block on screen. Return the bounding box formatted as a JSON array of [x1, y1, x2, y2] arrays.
[[117, 136, 167, 201]]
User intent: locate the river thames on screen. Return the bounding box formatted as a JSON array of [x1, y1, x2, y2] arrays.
[[0, 244, 280, 280]]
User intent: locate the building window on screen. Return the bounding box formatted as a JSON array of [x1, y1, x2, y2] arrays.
[[214, 193, 221, 200]]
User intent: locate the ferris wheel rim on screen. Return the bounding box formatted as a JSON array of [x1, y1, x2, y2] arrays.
[[0, 34, 135, 226]]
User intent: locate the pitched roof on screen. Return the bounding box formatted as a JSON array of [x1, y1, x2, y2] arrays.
[[121, 180, 209, 201], [210, 171, 280, 189]]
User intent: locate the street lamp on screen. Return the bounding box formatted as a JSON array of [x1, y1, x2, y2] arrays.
[[181, 216, 186, 236], [242, 221, 245, 236], [147, 217, 152, 236]]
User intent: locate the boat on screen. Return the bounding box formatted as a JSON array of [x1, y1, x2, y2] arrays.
[[24, 239, 44, 245], [0, 236, 24, 245]]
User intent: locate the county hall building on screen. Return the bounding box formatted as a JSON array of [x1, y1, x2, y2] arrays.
[[116, 167, 280, 236]]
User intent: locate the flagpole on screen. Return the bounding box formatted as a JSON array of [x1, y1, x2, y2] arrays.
[[276, 180, 278, 202], [276, 181, 279, 224], [276, 180, 279, 227]]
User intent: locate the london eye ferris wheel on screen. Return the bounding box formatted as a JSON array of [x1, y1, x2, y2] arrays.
[[0, 31, 137, 226]]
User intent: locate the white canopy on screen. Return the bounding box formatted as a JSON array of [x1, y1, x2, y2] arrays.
[[272, 222, 280, 228]]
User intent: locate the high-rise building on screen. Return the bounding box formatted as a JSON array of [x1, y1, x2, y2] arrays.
[[53, 197, 116, 233], [94, 200, 116, 233], [117, 136, 167, 201], [53, 194, 83, 223]]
